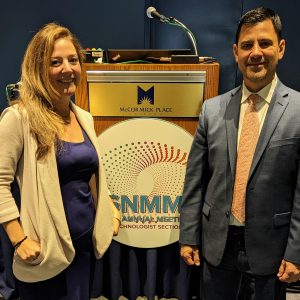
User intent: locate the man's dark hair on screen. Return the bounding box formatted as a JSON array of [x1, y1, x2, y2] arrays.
[[235, 7, 282, 44]]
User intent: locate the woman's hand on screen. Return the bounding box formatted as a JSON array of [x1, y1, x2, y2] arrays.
[[2, 219, 41, 262], [16, 238, 41, 262], [113, 217, 121, 236], [112, 202, 121, 236]]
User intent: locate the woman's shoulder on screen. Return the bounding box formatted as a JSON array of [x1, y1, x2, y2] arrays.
[[0, 105, 26, 144], [1, 104, 21, 120], [1, 104, 28, 123]]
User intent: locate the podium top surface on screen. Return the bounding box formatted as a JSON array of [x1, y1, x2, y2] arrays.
[[105, 49, 192, 63]]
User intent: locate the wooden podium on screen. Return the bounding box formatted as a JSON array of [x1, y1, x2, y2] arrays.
[[74, 62, 219, 295], [75, 63, 219, 135]]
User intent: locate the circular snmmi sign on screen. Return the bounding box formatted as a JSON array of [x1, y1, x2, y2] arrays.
[[98, 118, 193, 248]]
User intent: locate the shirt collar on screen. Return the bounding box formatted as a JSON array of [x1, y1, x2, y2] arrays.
[[241, 74, 277, 104]]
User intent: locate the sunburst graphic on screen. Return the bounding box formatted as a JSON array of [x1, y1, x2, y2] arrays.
[[101, 141, 188, 197], [138, 96, 153, 105]]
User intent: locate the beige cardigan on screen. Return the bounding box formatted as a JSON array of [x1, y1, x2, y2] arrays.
[[0, 102, 113, 282]]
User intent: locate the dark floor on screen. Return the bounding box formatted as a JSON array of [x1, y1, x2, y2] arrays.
[[1, 292, 299, 299]]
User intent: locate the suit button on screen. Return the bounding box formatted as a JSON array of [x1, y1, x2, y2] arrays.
[[225, 211, 230, 218]]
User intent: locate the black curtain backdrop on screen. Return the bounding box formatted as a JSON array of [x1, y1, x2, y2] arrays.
[[1, 0, 300, 111], [152, 0, 300, 94], [0, 0, 147, 112], [91, 241, 199, 300]]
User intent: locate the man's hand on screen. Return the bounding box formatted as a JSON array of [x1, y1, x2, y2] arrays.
[[277, 259, 300, 283], [180, 244, 200, 266]]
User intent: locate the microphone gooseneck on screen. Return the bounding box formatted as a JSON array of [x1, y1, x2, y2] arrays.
[[146, 7, 198, 56]]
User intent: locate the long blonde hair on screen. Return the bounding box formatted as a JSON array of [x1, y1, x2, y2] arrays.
[[18, 23, 84, 159]]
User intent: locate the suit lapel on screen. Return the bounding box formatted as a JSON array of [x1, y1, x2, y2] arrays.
[[249, 81, 289, 178], [225, 87, 242, 178]]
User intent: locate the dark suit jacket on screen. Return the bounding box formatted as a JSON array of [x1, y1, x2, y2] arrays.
[[179, 79, 300, 275]]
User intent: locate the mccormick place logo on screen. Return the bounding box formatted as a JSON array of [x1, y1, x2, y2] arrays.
[[119, 85, 172, 115], [137, 86, 154, 105]]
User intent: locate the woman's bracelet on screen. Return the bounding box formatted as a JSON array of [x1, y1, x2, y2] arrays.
[[14, 236, 28, 250]]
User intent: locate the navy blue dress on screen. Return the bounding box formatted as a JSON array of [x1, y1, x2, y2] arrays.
[[17, 130, 98, 300]]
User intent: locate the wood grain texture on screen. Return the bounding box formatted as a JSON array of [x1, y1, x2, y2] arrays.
[[75, 63, 219, 135]]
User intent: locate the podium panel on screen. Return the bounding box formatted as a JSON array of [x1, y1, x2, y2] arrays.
[[75, 62, 219, 298], [75, 62, 219, 248], [75, 63, 219, 135], [87, 70, 205, 118]]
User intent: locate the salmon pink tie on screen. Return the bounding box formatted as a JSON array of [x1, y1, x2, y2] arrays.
[[232, 94, 260, 223]]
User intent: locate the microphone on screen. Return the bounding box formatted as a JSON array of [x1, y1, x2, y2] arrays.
[[146, 7, 170, 23], [146, 6, 199, 56]]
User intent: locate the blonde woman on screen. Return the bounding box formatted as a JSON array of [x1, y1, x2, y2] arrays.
[[0, 23, 120, 300]]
